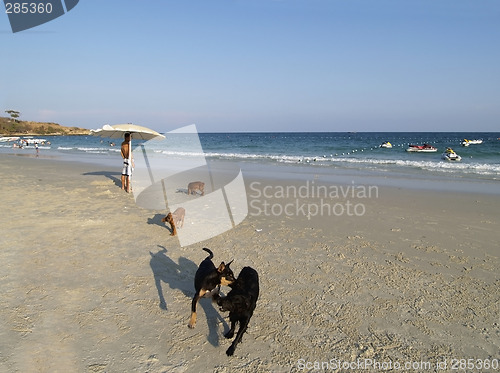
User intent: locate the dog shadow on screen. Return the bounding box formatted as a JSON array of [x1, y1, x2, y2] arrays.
[[82, 171, 121, 188], [149, 246, 227, 346]]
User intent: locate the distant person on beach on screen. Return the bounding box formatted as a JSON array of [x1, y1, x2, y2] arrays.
[[35, 142, 39, 156], [120, 133, 134, 193]]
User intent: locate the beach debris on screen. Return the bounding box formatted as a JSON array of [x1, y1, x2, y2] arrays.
[[395, 252, 409, 263]]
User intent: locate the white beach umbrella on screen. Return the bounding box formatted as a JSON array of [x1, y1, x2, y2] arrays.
[[90, 123, 165, 183], [91, 123, 165, 141]]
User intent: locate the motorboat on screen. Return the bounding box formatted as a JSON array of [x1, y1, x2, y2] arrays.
[[0, 136, 20, 142], [20, 137, 48, 145], [461, 139, 482, 146], [442, 148, 461, 161], [380, 141, 392, 148], [22, 137, 47, 144], [406, 144, 437, 152]]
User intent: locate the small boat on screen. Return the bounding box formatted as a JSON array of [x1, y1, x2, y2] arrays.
[[0, 136, 20, 142], [380, 141, 392, 148], [20, 137, 48, 145], [406, 144, 438, 152], [442, 148, 461, 161], [461, 139, 483, 146]]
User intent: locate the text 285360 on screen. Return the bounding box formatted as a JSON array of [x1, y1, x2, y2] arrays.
[[5, 2, 53, 14]]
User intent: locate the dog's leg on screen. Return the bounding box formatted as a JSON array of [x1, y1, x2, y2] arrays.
[[188, 296, 199, 328], [224, 321, 236, 339], [188, 289, 208, 328], [226, 317, 250, 356]]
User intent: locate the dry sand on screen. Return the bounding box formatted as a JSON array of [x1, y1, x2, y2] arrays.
[[0, 155, 498, 372]]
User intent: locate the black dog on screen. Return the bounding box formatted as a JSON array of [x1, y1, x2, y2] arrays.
[[216, 266, 259, 356], [188, 248, 235, 329]]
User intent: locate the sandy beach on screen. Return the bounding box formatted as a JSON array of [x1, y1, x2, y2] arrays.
[[0, 154, 498, 372]]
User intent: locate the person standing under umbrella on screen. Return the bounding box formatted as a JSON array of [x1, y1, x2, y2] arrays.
[[120, 132, 134, 192]]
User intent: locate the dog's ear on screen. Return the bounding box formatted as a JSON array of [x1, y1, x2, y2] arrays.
[[226, 259, 234, 267], [217, 262, 226, 272]]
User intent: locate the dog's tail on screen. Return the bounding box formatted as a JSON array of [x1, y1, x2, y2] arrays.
[[202, 247, 214, 260]]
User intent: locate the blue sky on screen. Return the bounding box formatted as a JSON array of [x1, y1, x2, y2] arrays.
[[1, 0, 499, 132]]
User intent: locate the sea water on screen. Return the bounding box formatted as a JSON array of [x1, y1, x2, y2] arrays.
[[1, 132, 499, 193]]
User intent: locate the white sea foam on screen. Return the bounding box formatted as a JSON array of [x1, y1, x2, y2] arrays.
[[141, 148, 500, 177]]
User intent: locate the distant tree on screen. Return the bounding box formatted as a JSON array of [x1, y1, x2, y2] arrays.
[[5, 110, 20, 122]]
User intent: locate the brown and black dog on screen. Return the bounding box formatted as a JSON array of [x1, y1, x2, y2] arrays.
[[187, 181, 205, 196], [216, 266, 259, 356], [188, 248, 235, 329], [161, 207, 185, 236]]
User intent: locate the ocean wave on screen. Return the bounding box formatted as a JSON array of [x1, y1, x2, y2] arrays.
[[156, 149, 300, 162], [322, 156, 500, 176], [149, 149, 500, 176], [57, 146, 120, 153]]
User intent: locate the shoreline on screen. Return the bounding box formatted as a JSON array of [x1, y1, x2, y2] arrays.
[[3, 147, 499, 196], [237, 160, 500, 195], [0, 129, 500, 195], [1, 155, 498, 372]]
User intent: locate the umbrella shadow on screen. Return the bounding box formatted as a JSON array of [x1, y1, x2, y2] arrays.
[[149, 246, 227, 346], [83, 171, 122, 188]]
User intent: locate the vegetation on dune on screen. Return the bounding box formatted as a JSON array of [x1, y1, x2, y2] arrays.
[[0, 115, 90, 136]]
